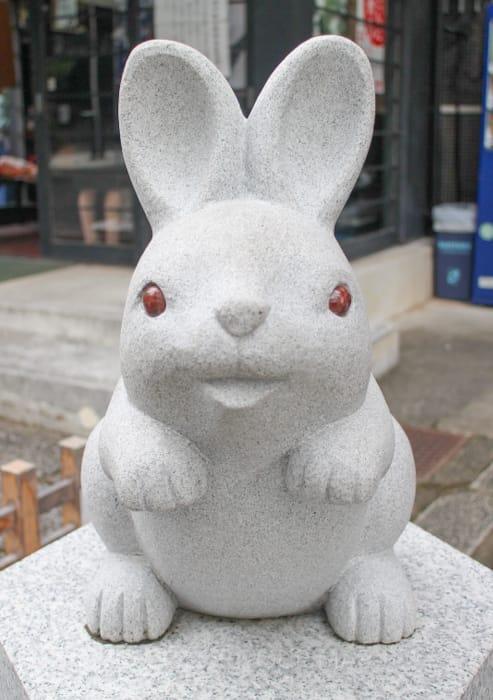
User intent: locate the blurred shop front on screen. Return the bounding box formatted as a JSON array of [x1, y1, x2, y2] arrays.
[[0, 0, 37, 242], [26, 0, 435, 265], [30, 0, 153, 263], [29, 0, 252, 263]]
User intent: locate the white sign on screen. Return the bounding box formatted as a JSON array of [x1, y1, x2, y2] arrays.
[[154, 0, 231, 78], [52, 0, 79, 31]]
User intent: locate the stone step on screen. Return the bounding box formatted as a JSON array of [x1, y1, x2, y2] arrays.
[[370, 320, 399, 379], [0, 264, 130, 346], [0, 328, 119, 435], [353, 238, 433, 325]]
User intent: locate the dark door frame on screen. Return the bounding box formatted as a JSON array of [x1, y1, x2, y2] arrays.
[[29, 0, 149, 265]]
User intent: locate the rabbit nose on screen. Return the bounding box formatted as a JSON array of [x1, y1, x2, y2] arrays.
[[216, 300, 270, 337]]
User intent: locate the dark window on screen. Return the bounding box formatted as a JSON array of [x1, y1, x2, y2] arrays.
[[312, 0, 403, 258]]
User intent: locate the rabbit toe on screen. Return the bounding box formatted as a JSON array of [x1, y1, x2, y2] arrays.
[[325, 551, 416, 644], [86, 553, 175, 643], [114, 461, 207, 512], [286, 453, 379, 504], [325, 469, 381, 504]]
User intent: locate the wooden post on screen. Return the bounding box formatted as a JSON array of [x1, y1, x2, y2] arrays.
[[59, 436, 86, 529], [1, 460, 40, 558]]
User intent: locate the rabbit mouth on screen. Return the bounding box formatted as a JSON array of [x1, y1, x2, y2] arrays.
[[202, 377, 285, 410]]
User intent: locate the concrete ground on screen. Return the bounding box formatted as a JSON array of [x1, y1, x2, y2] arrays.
[[0, 265, 127, 434], [0, 262, 492, 570], [379, 299, 493, 568]]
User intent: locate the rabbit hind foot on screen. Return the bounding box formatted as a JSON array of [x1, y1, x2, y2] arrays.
[[86, 552, 176, 643], [324, 549, 416, 644]]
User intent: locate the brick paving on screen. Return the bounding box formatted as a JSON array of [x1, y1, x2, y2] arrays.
[[403, 423, 469, 481]]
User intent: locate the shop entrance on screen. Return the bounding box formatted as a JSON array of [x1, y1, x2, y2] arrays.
[[31, 0, 151, 264], [29, 0, 434, 265]]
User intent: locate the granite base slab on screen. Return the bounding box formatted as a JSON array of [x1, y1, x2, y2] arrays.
[[0, 524, 492, 700]]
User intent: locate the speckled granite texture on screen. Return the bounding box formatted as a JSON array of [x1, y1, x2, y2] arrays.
[[82, 36, 416, 646], [0, 524, 492, 699]]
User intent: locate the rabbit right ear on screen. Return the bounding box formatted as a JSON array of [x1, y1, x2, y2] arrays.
[[119, 40, 245, 231], [246, 36, 375, 229]]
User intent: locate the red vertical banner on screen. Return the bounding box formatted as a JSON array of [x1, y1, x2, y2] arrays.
[[364, 0, 385, 46], [355, 0, 386, 95], [0, 0, 16, 89]]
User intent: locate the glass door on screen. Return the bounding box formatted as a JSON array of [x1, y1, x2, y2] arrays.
[[32, 0, 152, 263]]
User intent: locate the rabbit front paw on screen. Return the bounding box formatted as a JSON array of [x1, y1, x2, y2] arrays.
[[100, 418, 209, 512], [112, 453, 208, 512], [286, 378, 395, 504], [286, 446, 381, 504], [86, 553, 176, 643], [325, 551, 416, 644]]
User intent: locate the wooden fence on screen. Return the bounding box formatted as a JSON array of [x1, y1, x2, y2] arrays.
[[0, 436, 85, 570]]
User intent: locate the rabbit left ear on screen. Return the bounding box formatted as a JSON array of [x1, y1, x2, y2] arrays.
[[246, 36, 375, 229], [119, 40, 245, 231]]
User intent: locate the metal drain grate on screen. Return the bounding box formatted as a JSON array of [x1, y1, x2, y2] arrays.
[[402, 424, 470, 482]]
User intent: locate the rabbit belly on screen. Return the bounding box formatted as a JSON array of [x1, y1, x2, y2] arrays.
[[130, 462, 367, 618]]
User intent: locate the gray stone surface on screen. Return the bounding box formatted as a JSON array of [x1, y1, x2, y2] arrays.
[[0, 328, 118, 434], [80, 36, 417, 645], [379, 299, 493, 565], [0, 265, 127, 433], [0, 523, 492, 699], [473, 461, 493, 491], [412, 483, 447, 519], [430, 436, 493, 486], [473, 527, 493, 570], [380, 300, 493, 430], [415, 490, 493, 554], [438, 388, 493, 439], [0, 264, 129, 344], [0, 645, 27, 700], [370, 321, 399, 379]]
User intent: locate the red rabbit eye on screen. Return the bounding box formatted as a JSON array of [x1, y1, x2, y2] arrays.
[[142, 283, 166, 317], [328, 284, 352, 317]]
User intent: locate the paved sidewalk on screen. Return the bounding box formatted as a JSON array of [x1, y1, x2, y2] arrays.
[[379, 299, 493, 568]]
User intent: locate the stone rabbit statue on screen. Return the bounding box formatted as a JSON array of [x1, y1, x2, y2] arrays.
[[82, 35, 416, 645]]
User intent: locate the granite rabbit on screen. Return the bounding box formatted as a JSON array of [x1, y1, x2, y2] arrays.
[[82, 36, 416, 645]]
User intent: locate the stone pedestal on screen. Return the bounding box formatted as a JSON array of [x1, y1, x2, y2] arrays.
[[0, 523, 492, 699]]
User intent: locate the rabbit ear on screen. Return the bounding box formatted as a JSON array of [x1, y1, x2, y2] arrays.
[[119, 40, 245, 230], [246, 36, 375, 229]]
